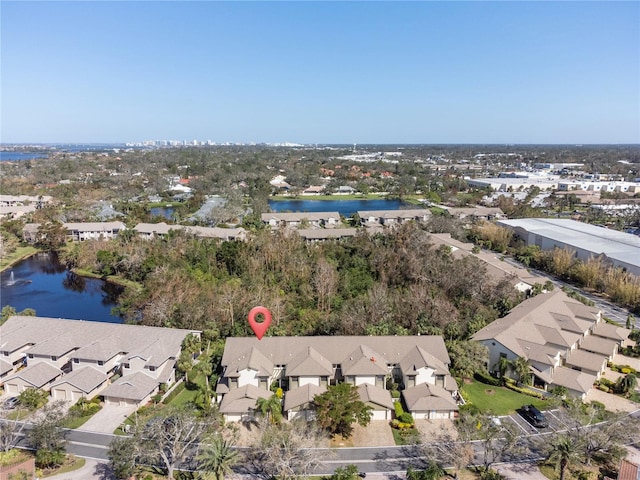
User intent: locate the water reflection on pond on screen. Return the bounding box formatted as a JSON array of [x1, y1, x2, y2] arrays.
[[1, 252, 123, 323]]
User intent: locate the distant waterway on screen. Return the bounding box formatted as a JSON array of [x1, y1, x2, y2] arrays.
[[1, 252, 123, 323], [268, 198, 405, 218], [0, 152, 48, 161]]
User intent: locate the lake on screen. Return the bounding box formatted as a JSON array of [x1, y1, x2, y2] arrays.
[[0, 152, 48, 161], [268, 198, 405, 217], [1, 252, 123, 323]]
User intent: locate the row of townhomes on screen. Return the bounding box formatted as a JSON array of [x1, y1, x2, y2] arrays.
[[216, 336, 460, 422], [473, 289, 632, 400], [0, 316, 199, 406], [260, 209, 432, 230], [22, 222, 247, 243], [0, 195, 54, 220]]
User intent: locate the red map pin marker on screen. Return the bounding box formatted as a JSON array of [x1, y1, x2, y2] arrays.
[[248, 306, 272, 340]]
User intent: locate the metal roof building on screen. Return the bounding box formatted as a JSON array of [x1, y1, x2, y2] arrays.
[[497, 218, 640, 276]]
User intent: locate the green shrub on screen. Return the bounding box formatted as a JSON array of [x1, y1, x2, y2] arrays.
[[599, 385, 610, 392], [474, 371, 501, 386], [394, 401, 404, 417], [35, 449, 65, 469], [599, 378, 615, 388], [390, 419, 414, 430], [162, 381, 186, 404], [504, 382, 545, 399], [390, 389, 400, 399], [398, 412, 414, 425], [621, 367, 633, 375]]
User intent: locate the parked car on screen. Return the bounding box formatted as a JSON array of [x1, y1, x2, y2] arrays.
[[520, 404, 548, 428], [3, 397, 19, 410]]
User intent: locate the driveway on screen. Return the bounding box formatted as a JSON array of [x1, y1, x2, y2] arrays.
[[78, 403, 139, 434], [584, 388, 639, 413]]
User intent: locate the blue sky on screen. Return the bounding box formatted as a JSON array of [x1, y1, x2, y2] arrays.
[[1, 1, 638, 144]]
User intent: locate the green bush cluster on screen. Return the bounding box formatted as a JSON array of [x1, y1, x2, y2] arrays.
[[503, 380, 545, 399], [162, 382, 186, 404], [391, 400, 415, 430], [394, 401, 404, 417], [474, 371, 501, 386], [390, 419, 414, 430], [608, 362, 636, 375], [68, 397, 101, 417]]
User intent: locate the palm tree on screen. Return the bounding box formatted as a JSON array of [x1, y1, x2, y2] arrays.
[[615, 373, 637, 396], [496, 356, 510, 384], [255, 394, 283, 425], [513, 357, 531, 386], [197, 435, 238, 480], [546, 435, 579, 480]]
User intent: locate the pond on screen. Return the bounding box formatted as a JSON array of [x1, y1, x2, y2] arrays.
[[268, 198, 405, 218], [1, 252, 123, 323]]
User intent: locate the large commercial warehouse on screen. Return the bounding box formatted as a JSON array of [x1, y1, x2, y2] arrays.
[[497, 218, 640, 276]]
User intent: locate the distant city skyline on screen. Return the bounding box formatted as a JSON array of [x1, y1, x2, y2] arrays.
[[1, 1, 638, 145]]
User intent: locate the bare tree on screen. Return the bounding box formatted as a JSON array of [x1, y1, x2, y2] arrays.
[[139, 407, 208, 480], [313, 257, 338, 313], [248, 419, 330, 479], [0, 419, 24, 452], [424, 422, 474, 480]]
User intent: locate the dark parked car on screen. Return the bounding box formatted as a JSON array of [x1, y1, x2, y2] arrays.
[[521, 404, 548, 428], [3, 397, 19, 410]]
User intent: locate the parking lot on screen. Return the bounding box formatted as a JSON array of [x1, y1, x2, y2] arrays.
[[494, 408, 573, 436]]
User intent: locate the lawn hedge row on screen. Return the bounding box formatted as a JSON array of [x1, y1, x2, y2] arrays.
[[474, 371, 501, 387]]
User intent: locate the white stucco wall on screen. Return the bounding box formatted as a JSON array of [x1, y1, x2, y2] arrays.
[[299, 376, 320, 387], [238, 368, 259, 388], [355, 375, 376, 386]]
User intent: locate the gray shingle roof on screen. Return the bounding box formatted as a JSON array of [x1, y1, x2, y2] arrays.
[[101, 372, 158, 401], [357, 383, 394, 409], [4, 362, 62, 388], [1, 316, 199, 369], [286, 347, 333, 377], [402, 383, 458, 412], [341, 345, 388, 376], [472, 290, 600, 360], [218, 384, 272, 414], [580, 336, 618, 356], [399, 346, 450, 375], [550, 366, 596, 394], [565, 350, 607, 372], [592, 322, 631, 342], [50, 366, 108, 393], [221, 336, 450, 374], [226, 347, 274, 378], [283, 384, 326, 411]]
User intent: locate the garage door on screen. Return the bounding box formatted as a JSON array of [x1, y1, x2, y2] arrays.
[[54, 389, 67, 400], [6, 384, 18, 394], [71, 391, 83, 402], [371, 410, 388, 420]]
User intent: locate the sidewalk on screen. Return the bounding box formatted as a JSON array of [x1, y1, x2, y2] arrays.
[[46, 458, 112, 480]]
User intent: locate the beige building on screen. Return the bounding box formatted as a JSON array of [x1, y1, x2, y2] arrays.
[[472, 290, 631, 399], [0, 316, 199, 405], [217, 336, 459, 422]]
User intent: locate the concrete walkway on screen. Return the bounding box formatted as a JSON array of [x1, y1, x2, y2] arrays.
[[46, 458, 112, 480]]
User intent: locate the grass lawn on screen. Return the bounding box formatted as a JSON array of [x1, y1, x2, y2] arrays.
[[461, 381, 548, 415], [41, 455, 85, 478], [391, 426, 421, 445], [63, 411, 100, 429], [0, 245, 38, 271]]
